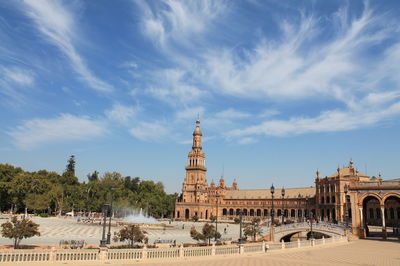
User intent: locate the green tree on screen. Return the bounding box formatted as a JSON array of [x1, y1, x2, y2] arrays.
[[243, 218, 263, 241], [113, 224, 148, 246], [1, 216, 40, 248], [87, 171, 99, 182], [0, 164, 23, 211], [190, 223, 221, 245], [66, 155, 76, 176]]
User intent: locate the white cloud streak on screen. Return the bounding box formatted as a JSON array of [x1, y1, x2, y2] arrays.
[[105, 103, 140, 125], [228, 92, 400, 138], [139, 0, 227, 48], [21, 0, 113, 92], [135, 2, 400, 143], [8, 114, 107, 149], [130, 121, 169, 141], [144, 69, 204, 105], [0, 66, 35, 106]]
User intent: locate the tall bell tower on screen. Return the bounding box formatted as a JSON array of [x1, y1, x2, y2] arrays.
[[181, 119, 208, 203]]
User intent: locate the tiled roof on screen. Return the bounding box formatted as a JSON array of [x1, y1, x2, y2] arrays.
[[224, 187, 315, 200], [327, 166, 368, 178]]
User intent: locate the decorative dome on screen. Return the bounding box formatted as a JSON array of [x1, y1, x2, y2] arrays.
[[193, 120, 202, 136]]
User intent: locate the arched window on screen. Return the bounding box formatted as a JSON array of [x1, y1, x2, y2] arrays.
[[222, 209, 227, 216], [250, 209, 255, 216], [277, 209, 282, 216], [291, 209, 295, 217], [369, 208, 374, 219], [243, 209, 248, 216], [331, 185, 335, 192], [390, 208, 394, 219], [376, 208, 381, 219], [264, 209, 268, 216], [177, 211, 180, 218], [326, 196, 330, 204], [256, 209, 261, 216], [321, 197, 324, 204], [332, 196, 335, 203], [229, 209, 234, 216], [298, 209, 302, 217]]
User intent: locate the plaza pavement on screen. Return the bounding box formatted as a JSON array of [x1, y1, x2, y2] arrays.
[[133, 240, 400, 266], [0, 217, 243, 247], [63, 239, 400, 266]]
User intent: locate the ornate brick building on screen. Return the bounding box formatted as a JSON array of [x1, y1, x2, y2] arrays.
[[175, 120, 400, 238]]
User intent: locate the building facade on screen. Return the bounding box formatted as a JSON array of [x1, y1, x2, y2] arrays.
[[175, 120, 400, 238]]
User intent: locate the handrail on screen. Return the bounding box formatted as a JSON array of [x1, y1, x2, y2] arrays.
[[0, 236, 347, 263]]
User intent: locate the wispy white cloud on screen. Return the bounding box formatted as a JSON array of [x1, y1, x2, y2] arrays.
[[133, 2, 400, 144], [105, 103, 140, 125], [139, 0, 228, 48], [8, 113, 107, 149], [237, 137, 257, 145], [228, 93, 400, 138], [259, 109, 280, 118], [21, 0, 113, 92], [0, 66, 35, 106], [130, 121, 169, 141], [144, 69, 204, 104], [1, 66, 34, 86], [202, 6, 391, 102], [214, 108, 250, 119]]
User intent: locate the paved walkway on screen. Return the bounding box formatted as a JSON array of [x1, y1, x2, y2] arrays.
[[91, 239, 397, 266], [0, 217, 242, 246]]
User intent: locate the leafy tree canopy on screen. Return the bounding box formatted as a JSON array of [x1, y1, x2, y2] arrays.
[[1, 216, 40, 248]]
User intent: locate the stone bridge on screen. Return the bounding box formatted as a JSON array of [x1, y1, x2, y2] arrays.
[[268, 222, 346, 242]]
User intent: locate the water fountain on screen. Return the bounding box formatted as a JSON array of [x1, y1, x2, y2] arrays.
[[123, 208, 159, 224]]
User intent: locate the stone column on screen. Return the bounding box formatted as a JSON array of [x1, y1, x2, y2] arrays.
[[239, 244, 244, 255], [359, 207, 363, 228], [99, 248, 108, 262], [262, 241, 266, 252], [142, 245, 147, 260], [179, 243, 184, 258], [381, 206, 387, 240], [281, 240, 285, 249], [211, 243, 216, 256], [49, 247, 56, 262]]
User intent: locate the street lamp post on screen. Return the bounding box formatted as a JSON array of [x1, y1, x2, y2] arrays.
[[270, 184, 275, 226], [344, 184, 349, 229], [238, 209, 243, 244], [305, 196, 313, 239], [297, 194, 301, 222], [106, 187, 115, 245], [215, 194, 220, 241], [305, 196, 309, 222], [281, 187, 285, 225], [100, 204, 110, 247]]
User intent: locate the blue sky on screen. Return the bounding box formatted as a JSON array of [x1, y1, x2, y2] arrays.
[[1, 0, 400, 193]]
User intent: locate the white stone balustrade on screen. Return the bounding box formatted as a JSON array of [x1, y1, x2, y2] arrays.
[[0, 236, 347, 263]]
